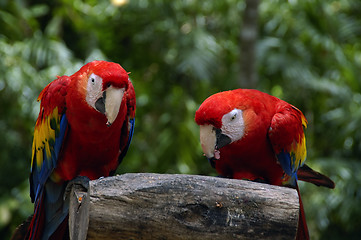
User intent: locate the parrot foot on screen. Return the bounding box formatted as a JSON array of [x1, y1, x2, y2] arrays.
[[216, 175, 229, 178], [63, 176, 90, 201], [252, 178, 268, 184]]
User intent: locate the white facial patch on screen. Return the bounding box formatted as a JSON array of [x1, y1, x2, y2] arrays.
[[199, 124, 217, 159], [221, 108, 245, 143], [86, 73, 103, 109]]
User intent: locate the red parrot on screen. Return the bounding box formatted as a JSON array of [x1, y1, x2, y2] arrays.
[[195, 89, 334, 240], [25, 60, 136, 240]]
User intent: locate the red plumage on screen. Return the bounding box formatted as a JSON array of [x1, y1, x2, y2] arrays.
[[195, 89, 334, 240], [23, 61, 136, 240]]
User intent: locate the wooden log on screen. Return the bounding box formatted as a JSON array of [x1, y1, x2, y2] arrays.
[[69, 173, 299, 240], [69, 183, 90, 240]]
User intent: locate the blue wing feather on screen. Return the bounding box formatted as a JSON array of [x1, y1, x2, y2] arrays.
[[28, 76, 71, 240], [54, 115, 68, 163], [277, 150, 298, 186], [29, 113, 68, 240], [31, 114, 68, 202], [269, 105, 308, 187], [118, 117, 135, 164]]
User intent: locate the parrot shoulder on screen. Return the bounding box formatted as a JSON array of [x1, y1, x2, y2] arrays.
[[268, 104, 307, 185], [126, 78, 136, 119]]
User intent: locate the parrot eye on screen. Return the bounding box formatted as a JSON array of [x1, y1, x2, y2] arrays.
[[227, 109, 239, 122], [221, 108, 245, 143], [88, 74, 102, 88]]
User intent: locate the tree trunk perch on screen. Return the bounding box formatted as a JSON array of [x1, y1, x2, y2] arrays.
[[69, 173, 299, 240]]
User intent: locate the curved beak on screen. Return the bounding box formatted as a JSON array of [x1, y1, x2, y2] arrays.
[[199, 125, 217, 159], [199, 125, 231, 167], [95, 92, 106, 115], [95, 86, 125, 126], [214, 128, 232, 149]]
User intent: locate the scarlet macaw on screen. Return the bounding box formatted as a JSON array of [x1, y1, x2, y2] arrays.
[[195, 89, 334, 240], [26, 61, 136, 240]]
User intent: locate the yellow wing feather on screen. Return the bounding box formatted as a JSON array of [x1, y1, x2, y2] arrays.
[[31, 107, 61, 170]]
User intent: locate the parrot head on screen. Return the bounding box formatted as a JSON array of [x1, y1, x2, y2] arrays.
[[195, 90, 247, 167], [73, 60, 130, 126]]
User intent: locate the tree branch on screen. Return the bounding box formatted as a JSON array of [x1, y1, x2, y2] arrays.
[[70, 173, 299, 240]]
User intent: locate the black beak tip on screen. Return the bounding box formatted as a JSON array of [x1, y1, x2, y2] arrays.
[[215, 130, 232, 149], [208, 157, 217, 169], [95, 97, 106, 115]]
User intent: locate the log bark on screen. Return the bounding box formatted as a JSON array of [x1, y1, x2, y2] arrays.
[[69, 173, 299, 240]]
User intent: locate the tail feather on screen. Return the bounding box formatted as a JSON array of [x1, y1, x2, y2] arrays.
[[49, 216, 69, 240], [296, 184, 310, 240], [297, 164, 335, 188], [26, 180, 69, 240], [26, 190, 45, 240]]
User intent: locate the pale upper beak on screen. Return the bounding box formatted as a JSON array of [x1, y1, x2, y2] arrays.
[[95, 86, 125, 126], [199, 124, 217, 159], [199, 124, 232, 167]]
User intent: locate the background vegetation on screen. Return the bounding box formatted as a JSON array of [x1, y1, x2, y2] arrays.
[[1, 0, 360, 239]]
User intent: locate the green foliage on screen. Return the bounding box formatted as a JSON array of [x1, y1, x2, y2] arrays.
[[300, 159, 361, 240], [258, 1, 361, 238], [1, 0, 360, 239]]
